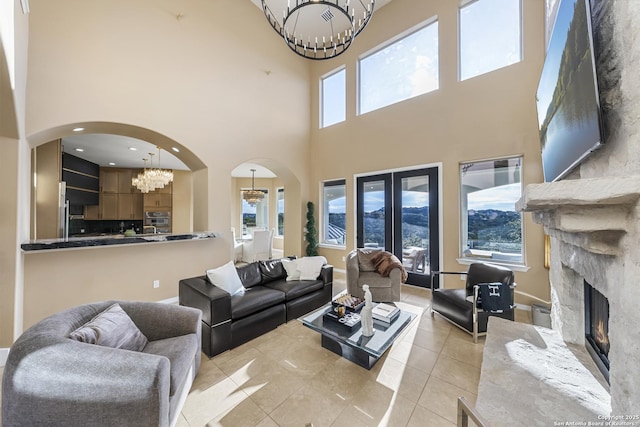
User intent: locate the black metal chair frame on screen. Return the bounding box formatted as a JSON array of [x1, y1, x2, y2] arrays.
[[430, 265, 516, 343]]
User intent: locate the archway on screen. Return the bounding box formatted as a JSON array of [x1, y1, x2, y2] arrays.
[[231, 158, 303, 259], [27, 121, 209, 239]]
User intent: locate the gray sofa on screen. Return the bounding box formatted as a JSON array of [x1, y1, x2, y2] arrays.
[[1, 301, 201, 427]]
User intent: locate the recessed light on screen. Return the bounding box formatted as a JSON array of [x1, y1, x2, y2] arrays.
[[172, 147, 180, 153], [108, 162, 116, 166], [74, 148, 84, 152], [129, 147, 137, 151], [72, 127, 84, 132]]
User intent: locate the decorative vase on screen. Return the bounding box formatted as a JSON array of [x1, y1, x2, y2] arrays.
[[361, 284, 375, 337]]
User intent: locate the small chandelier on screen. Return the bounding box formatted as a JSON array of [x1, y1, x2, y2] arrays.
[[243, 169, 265, 206], [132, 147, 174, 193], [261, 0, 375, 60]]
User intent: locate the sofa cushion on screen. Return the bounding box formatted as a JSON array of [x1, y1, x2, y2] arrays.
[[259, 259, 287, 282], [230, 286, 285, 320], [264, 278, 324, 301], [357, 248, 383, 271], [281, 258, 301, 281], [297, 256, 327, 280], [206, 261, 246, 296], [68, 303, 148, 351], [143, 333, 198, 397], [236, 262, 263, 288]]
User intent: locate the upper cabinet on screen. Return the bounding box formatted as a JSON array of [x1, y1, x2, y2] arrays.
[[62, 153, 99, 206]]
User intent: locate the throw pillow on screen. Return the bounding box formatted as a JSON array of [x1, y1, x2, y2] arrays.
[[69, 303, 148, 351], [206, 260, 246, 296], [357, 248, 382, 271], [298, 256, 327, 280], [281, 258, 301, 281]]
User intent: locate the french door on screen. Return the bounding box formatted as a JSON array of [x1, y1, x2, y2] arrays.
[[356, 167, 439, 287]]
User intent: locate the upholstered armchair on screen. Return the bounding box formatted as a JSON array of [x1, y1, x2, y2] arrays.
[[346, 248, 403, 302], [430, 262, 516, 343]]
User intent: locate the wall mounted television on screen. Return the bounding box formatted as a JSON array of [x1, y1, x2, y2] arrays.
[[536, 0, 604, 182]]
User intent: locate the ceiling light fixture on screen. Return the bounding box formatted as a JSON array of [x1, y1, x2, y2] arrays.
[[172, 147, 180, 153], [131, 147, 174, 193], [72, 127, 84, 132], [74, 148, 84, 152], [261, 0, 375, 60], [242, 169, 265, 206]]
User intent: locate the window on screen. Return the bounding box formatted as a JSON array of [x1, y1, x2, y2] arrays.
[[241, 190, 268, 237], [359, 19, 439, 115], [321, 180, 346, 246], [460, 157, 523, 264], [277, 188, 284, 236], [321, 68, 346, 128], [459, 0, 522, 81]]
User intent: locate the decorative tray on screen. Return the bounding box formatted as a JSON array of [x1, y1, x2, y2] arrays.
[[323, 308, 361, 331], [331, 294, 365, 312]]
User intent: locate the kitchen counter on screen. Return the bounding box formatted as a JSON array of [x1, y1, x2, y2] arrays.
[[21, 231, 218, 252]]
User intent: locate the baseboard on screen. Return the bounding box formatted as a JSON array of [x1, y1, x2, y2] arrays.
[[158, 296, 179, 305], [0, 347, 9, 367]]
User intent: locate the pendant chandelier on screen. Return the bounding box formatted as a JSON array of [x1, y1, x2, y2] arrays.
[[131, 147, 174, 193], [261, 0, 376, 60], [243, 169, 265, 206]]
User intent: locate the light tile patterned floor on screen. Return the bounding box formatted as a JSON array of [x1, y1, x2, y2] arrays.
[[0, 283, 531, 427], [176, 283, 531, 427]]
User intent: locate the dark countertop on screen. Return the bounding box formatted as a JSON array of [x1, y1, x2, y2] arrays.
[[21, 231, 218, 252]]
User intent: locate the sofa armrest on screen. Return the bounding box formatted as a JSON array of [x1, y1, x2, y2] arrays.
[[2, 338, 171, 427], [319, 264, 333, 284], [346, 250, 360, 292], [120, 301, 202, 342], [179, 276, 231, 326]]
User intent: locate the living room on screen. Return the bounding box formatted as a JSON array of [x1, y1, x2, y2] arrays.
[[1, 0, 638, 425]]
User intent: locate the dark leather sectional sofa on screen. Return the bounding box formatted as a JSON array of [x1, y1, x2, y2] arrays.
[[179, 258, 333, 358]]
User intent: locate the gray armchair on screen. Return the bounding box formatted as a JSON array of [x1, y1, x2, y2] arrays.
[[2, 301, 201, 427], [346, 248, 402, 302]]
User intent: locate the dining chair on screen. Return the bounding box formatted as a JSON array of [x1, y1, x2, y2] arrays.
[[242, 229, 271, 262]]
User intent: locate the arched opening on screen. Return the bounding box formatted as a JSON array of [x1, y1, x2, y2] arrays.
[[230, 158, 302, 261], [27, 121, 208, 240]]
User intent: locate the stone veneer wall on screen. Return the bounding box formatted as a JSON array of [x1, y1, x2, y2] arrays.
[[519, 0, 640, 416]]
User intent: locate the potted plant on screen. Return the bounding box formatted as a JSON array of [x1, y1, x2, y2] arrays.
[[305, 201, 318, 256]]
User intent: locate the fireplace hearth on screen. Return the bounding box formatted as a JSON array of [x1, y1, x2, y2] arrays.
[[584, 281, 610, 383]]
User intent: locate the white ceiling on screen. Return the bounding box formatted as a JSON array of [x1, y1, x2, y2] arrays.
[[59, 1, 393, 177], [62, 134, 189, 171]]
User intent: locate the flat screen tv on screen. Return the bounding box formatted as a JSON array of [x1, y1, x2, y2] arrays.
[[536, 0, 604, 182]]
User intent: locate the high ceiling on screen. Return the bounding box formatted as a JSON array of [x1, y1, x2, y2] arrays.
[[59, 1, 392, 177]]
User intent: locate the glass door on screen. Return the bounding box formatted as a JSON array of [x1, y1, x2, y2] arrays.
[[357, 168, 439, 288], [356, 174, 392, 251]]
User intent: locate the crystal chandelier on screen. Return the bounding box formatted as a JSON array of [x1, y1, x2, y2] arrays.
[[261, 0, 375, 60], [131, 147, 174, 193], [242, 169, 265, 206]]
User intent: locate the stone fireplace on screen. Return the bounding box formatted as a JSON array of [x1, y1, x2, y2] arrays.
[[515, 0, 640, 416], [517, 176, 640, 416]]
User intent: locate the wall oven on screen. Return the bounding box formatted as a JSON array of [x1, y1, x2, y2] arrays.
[[144, 211, 171, 234]]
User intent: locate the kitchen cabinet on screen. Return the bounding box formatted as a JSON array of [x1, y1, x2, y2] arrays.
[[100, 169, 119, 193], [144, 182, 172, 211], [100, 193, 118, 220], [84, 204, 99, 220], [117, 194, 143, 220]]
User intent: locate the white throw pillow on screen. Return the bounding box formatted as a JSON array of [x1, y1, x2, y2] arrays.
[[206, 261, 246, 296], [281, 258, 301, 281], [297, 256, 327, 280]]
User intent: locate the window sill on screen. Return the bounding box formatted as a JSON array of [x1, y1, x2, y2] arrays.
[[319, 243, 346, 250], [456, 257, 530, 273]]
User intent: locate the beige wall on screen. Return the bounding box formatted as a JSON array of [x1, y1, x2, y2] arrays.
[[1, 0, 313, 338], [309, 0, 550, 305], [0, 0, 556, 342]]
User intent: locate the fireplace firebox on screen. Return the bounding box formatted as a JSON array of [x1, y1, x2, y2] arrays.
[[584, 281, 610, 383]]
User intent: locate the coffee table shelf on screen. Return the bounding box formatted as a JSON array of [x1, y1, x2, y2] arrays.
[[301, 303, 415, 369]]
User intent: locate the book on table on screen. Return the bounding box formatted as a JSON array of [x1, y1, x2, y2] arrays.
[[372, 303, 400, 324]]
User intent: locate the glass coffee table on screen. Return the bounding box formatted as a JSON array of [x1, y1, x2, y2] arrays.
[[301, 303, 415, 369]]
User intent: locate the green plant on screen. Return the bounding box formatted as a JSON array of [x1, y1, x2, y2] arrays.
[[305, 201, 318, 256]]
